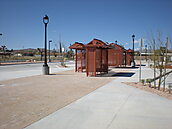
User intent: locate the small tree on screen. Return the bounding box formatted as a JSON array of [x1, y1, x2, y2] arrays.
[[65, 49, 74, 59], [1, 45, 7, 60], [148, 32, 170, 90], [37, 48, 44, 61], [52, 48, 57, 57], [157, 47, 165, 90]]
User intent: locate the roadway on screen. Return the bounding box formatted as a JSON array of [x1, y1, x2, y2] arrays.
[[0, 61, 74, 81]]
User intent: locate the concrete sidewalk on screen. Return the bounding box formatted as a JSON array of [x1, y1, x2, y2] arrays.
[[25, 67, 172, 129], [0, 61, 74, 81]]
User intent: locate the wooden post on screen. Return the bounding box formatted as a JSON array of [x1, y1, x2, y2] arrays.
[[94, 48, 96, 76], [81, 50, 83, 72], [75, 49, 77, 72], [100, 49, 102, 74], [106, 49, 108, 73], [124, 51, 126, 66], [86, 48, 88, 76]]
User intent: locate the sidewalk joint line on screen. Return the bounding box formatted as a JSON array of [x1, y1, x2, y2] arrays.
[[106, 88, 133, 129]]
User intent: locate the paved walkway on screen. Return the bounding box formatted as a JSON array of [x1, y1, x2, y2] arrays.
[[25, 67, 172, 129], [0, 61, 74, 81]]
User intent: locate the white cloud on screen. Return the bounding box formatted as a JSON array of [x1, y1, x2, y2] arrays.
[[135, 48, 140, 51], [133, 39, 140, 44], [52, 30, 57, 33], [132, 38, 146, 44]]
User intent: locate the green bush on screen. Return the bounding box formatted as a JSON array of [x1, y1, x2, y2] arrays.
[[141, 79, 145, 84]]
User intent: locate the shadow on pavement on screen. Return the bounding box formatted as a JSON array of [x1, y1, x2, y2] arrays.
[[96, 72, 135, 77], [114, 67, 139, 69], [112, 72, 135, 77], [136, 64, 146, 66], [49, 73, 74, 76]]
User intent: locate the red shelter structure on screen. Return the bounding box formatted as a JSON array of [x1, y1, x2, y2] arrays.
[[69, 42, 86, 72], [85, 39, 109, 76], [126, 49, 133, 65], [70, 39, 132, 77], [108, 43, 126, 67]]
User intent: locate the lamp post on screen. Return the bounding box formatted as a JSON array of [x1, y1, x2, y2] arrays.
[[0, 33, 2, 42], [43, 15, 49, 75], [131, 34, 135, 67], [49, 40, 52, 62], [0, 33, 2, 46]]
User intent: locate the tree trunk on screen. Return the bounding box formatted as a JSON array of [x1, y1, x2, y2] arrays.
[[153, 39, 156, 88], [158, 48, 165, 90], [163, 37, 168, 91]]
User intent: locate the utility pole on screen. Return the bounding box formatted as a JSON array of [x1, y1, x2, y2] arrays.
[[49, 40, 52, 62], [145, 45, 147, 62], [148, 45, 151, 67], [153, 39, 156, 88], [59, 33, 64, 66], [139, 38, 143, 82]]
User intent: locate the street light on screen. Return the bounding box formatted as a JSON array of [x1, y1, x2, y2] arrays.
[[43, 15, 49, 75], [131, 34, 135, 67], [49, 40, 52, 62]]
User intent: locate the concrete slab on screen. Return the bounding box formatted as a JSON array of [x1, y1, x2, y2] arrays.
[[24, 66, 172, 129]]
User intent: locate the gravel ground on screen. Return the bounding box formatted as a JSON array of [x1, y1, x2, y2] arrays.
[[0, 70, 114, 129]]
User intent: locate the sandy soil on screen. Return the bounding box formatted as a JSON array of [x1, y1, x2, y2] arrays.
[[124, 82, 172, 100], [0, 70, 114, 129]]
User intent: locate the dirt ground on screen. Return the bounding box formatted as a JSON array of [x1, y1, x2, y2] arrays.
[[124, 82, 172, 100], [0, 70, 114, 129]]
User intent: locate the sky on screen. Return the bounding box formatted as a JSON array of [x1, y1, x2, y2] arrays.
[[0, 0, 172, 50]]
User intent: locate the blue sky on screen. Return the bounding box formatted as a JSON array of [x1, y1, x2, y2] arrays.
[[0, 0, 172, 50]]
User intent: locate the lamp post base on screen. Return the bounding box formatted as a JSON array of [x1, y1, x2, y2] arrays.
[[131, 61, 136, 67], [43, 65, 49, 75]]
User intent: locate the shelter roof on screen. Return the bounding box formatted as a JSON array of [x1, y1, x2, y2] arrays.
[[69, 42, 85, 50], [109, 43, 126, 50], [85, 39, 109, 48], [127, 49, 133, 53]]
